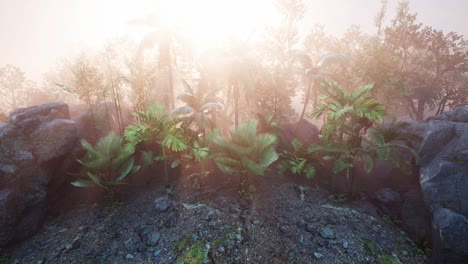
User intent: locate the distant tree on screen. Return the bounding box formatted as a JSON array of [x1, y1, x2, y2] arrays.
[[383, 0, 468, 119], [0, 64, 34, 111], [170, 79, 223, 136]]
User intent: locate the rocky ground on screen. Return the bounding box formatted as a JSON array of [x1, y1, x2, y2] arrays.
[[1, 172, 430, 264]]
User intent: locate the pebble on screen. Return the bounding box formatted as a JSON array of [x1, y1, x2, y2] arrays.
[[342, 241, 349, 249], [125, 254, 134, 260], [298, 234, 304, 244], [314, 252, 324, 259], [147, 232, 161, 246], [206, 210, 216, 220], [279, 226, 290, 235], [154, 196, 171, 211], [305, 223, 318, 233], [319, 227, 335, 239]]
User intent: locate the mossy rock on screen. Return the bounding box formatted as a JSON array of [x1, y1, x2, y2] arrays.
[[175, 241, 211, 264]]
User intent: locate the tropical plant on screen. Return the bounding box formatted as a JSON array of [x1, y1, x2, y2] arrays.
[[170, 79, 223, 136], [310, 81, 417, 196], [277, 138, 318, 180], [293, 52, 347, 123], [213, 120, 278, 196], [71, 132, 140, 198], [185, 128, 221, 188], [255, 111, 282, 136], [0, 64, 35, 112], [124, 103, 188, 183]]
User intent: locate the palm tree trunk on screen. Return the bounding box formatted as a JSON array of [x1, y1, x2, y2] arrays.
[[234, 83, 240, 128], [298, 79, 313, 122]]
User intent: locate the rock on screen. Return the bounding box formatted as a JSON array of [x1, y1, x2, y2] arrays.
[[342, 241, 349, 249], [206, 209, 216, 221], [319, 227, 335, 240], [279, 226, 290, 235], [305, 223, 318, 233], [400, 190, 431, 246], [125, 254, 135, 260], [147, 231, 160, 247], [313, 252, 323, 259], [278, 119, 319, 152], [374, 188, 401, 204], [449, 106, 468, 123], [373, 188, 402, 216], [0, 103, 77, 246], [419, 120, 468, 262], [154, 196, 172, 211], [30, 119, 77, 163], [432, 207, 468, 264]]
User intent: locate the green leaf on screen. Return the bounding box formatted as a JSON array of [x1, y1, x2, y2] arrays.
[[214, 157, 241, 175], [116, 158, 135, 181], [171, 159, 181, 168], [362, 154, 375, 174], [71, 180, 95, 188]]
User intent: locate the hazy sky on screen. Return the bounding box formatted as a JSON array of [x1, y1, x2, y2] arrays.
[[0, 0, 467, 82]]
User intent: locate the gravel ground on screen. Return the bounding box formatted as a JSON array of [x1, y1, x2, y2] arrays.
[[1, 172, 430, 264]]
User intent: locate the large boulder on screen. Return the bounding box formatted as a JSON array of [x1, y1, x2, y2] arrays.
[[0, 103, 78, 246], [419, 120, 468, 263], [278, 119, 319, 151]]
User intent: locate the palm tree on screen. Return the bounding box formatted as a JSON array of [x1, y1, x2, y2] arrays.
[[130, 14, 185, 110], [310, 81, 417, 197], [213, 120, 278, 195], [293, 52, 346, 123], [71, 132, 140, 199], [202, 44, 260, 128], [170, 79, 223, 136], [124, 103, 188, 183]]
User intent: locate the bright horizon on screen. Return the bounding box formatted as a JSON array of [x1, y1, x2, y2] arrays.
[[1, 0, 467, 82]]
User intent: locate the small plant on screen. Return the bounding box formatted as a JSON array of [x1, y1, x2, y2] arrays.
[[175, 241, 210, 264], [184, 128, 221, 188], [124, 103, 188, 183], [311, 81, 418, 197], [378, 254, 401, 264], [277, 138, 319, 180], [0, 253, 12, 264], [213, 120, 278, 197], [71, 132, 140, 199], [329, 193, 348, 203], [298, 185, 306, 201]]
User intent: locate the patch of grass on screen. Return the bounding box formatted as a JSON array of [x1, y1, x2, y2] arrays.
[[175, 241, 210, 264], [329, 193, 348, 202], [174, 234, 195, 252], [0, 254, 12, 264], [360, 238, 378, 256], [378, 254, 401, 264]]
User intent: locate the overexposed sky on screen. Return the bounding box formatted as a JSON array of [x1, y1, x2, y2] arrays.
[[0, 0, 467, 82]]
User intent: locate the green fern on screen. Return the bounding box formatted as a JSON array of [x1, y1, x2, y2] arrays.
[[277, 138, 320, 180], [71, 133, 140, 196], [123, 103, 188, 183], [213, 120, 278, 193]]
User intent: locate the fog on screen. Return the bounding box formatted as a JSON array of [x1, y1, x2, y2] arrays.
[[1, 0, 467, 82]]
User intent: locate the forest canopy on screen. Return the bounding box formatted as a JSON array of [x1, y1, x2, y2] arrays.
[[0, 0, 467, 122]]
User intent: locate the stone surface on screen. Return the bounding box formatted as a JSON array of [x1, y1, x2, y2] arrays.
[[278, 119, 319, 152], [0, 102, 78, 246], [449, 106, 468, 123], [419, 120, 468, 263], [154, 196, 172, 211], [319, 227, 335, 240], [400, 190, 431, 246]]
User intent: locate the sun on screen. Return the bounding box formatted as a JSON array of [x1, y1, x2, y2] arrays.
[[120, 0, 281, 50]]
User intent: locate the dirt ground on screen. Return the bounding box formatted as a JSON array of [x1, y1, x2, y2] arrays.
[[2, 171, 429, 264]]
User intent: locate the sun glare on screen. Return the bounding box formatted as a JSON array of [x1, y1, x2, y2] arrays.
[[122, 0, 281, 50]]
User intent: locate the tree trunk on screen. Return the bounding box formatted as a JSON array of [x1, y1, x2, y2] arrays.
[[298, 79, 313, 123]]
